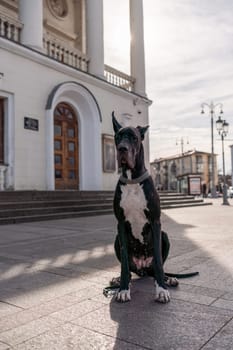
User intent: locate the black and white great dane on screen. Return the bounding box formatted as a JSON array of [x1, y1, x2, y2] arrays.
[[110, 111, 198, 303]]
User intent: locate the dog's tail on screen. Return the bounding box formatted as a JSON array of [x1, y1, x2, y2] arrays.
[[165, 271, 199, 278]]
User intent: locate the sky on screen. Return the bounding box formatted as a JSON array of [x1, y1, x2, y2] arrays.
[[103, 0, 233, 174]]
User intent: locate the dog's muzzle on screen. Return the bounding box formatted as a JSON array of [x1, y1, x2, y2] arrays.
[[117, 143, 135, 169]]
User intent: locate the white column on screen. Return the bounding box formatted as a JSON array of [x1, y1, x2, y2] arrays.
[[130, 0, 146, 96], [85, 0, 104, 78], [19, 0, 43, 50]]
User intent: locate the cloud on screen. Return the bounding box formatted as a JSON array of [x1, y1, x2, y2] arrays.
[[143, 0, 233, 173], [104, 0, 233, 174]]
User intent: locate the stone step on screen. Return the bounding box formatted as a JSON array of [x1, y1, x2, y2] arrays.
[[161, 202, 212, 209], [161, 198, 204, 205], [0, 190, 211, 225], [159, 192, 194, 197], [159, 195, 195, 200], [0, 190, 114, 201], [0, 198, 113, 210], [0, 208, 113, 225], [0, 203, 113, 218]]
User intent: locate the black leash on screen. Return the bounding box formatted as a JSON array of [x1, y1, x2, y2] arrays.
[[103, 285, 119, 298]]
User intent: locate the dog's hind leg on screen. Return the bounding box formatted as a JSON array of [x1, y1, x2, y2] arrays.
[[115, 223, 131, 302], [161, 231, 179, 287]]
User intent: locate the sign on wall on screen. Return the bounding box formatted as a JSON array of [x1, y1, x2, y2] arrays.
[[24, 117, 39, 131]]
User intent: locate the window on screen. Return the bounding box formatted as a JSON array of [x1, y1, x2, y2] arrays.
[[67, 128, 75, 137], [55, 155, 62, 165], [54, 140, 62, 150], [55, 170, 62, 178], [54, 125, 62, 136], [68, 142, 75, 152], [196, 155, 203, 173]]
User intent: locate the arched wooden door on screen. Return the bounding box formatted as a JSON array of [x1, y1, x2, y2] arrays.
[[54, 103, 79, 189]]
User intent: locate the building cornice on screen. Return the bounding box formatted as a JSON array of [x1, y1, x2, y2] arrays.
[[151, 149, 217, 164], [0, 37, 152, 107]]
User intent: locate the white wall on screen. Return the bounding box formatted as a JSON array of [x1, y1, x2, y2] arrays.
[[0, 42, 150, 190]]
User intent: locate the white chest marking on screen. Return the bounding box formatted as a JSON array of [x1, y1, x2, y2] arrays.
[[120, 184, 148, 243]]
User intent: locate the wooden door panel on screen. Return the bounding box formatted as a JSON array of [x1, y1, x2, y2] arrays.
[[54, 103, 79, 190]]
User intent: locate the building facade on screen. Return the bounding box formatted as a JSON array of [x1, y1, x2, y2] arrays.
[[151, 150, 218, 195], [0, 0, 151, 191]]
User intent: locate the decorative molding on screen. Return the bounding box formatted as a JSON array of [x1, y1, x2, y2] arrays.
[[0, 0, 18, 12], [47, 0, 68, 20], [0, 38, 151, 104], [44, 19, 77, 41]]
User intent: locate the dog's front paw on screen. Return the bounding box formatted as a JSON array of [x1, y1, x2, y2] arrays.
[[154, 281, 170, 303], [116, 289, 131, 302]]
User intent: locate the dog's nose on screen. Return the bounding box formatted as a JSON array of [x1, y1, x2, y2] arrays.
[[118, 146, 128, 152]]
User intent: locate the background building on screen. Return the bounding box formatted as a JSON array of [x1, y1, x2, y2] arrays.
[[151, 150, 218, 195], [0, 0, 151, 191]]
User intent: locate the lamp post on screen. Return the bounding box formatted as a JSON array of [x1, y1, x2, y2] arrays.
[[201, 101, 223, 198], [176, 137, 189, 155], [216, 116, 230, 205]]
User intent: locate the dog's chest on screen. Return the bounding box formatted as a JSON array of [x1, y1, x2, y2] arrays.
[[120, 184, 148, 243]]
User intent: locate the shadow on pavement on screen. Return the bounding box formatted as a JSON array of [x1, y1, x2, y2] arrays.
[[0, 213, 196, 304], [0, 204, 233, 349]]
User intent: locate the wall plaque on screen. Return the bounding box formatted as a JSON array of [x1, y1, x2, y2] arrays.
[[24, 117, 39, 131]]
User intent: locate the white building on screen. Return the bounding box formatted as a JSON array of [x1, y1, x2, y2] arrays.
[[0, 0, 151, 191]]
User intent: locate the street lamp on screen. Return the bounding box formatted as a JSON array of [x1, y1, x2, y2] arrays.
[[216, 116, 230, 205], [176, 137, 189, 155], [201, 101, 223, 198]]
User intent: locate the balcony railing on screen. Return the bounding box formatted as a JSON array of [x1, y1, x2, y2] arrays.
[[43, 34, 89, 72], [104, 64, 135, 92], [0, 14, 136, 93], [0, 13, 22, 42]]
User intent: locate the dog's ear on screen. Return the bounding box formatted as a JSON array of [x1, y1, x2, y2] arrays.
[[112, 111, 122, 133], [137, 125, 149, 140]]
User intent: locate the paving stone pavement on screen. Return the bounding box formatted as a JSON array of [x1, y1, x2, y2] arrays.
[[0, 198, 233, 349]]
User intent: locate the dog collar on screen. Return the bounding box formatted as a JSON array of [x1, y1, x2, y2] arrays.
[[119, 171, 150, 184]]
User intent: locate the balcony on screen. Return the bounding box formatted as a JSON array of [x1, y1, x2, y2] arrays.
[[0, 13, 22, 42], [43, 33, 89, 72], [104, 64, 135, 92], [0, 13, 135, 93]]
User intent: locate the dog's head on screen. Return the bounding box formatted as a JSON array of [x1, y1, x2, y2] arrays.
[[112, 111, 149, 170]]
